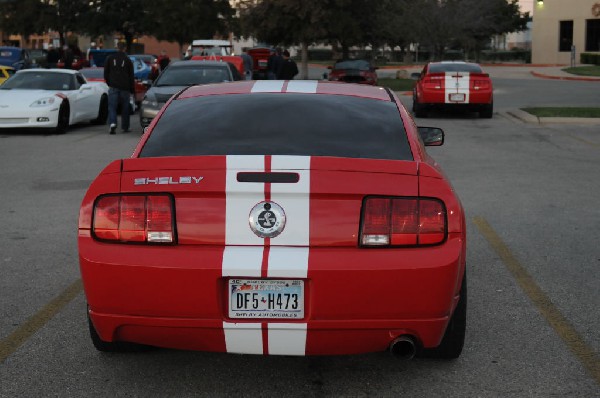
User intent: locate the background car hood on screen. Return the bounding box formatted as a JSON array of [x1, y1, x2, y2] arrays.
[[148, 86, 188, 97], [0, 89, 63, 103]]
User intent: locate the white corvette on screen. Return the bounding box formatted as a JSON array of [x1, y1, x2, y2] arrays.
[[0, 69, 108, 133]]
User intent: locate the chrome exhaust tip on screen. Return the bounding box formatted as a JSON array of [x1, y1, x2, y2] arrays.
[[389, 336, 416, 360]]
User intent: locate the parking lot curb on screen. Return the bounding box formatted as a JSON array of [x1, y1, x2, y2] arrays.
[[506, 109, 600, 125], [530, 71, 600, 82]]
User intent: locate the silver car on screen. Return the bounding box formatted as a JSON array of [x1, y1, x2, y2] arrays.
[[140, 60, 242, 128]]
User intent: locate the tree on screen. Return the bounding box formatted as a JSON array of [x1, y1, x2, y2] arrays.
[[79, 0, 148, 51], [40, 0, 90, 47], [239, 0, 330, 78], [144, 0, 235, 58], [0, 0, 50, 43]]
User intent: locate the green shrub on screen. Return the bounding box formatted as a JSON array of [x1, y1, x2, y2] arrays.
[[580, 53, 600, 65]]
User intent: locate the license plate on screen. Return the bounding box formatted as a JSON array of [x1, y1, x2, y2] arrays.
[[228, 279, 304, 319], [449, 93, 466, 102]]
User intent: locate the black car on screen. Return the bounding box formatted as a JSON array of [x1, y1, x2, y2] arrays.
[[140, 60, 242, 128]]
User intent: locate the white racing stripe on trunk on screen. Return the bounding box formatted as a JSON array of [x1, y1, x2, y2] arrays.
[[223, 155, 311, 356], [268, 323, 308, 356], [268, 247, 309, 278], [269, 156, 311, 247], [223, 155, 264, 277], [266, 155, 310, 355], [251, 80, 285, 93], [225, 155, 265, 247], [444, 72, 470, 104], [223, 322, 263, 354], [286, 81, 318, 93], [222, 247, 263, 277]]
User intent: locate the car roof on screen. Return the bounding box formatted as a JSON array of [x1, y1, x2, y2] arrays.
[[191, 40, 231, 47], [178, 80, 392, 102], [169, 60, 231, 68], [431, 61, 479, 66], [17, 68, 78, 75]]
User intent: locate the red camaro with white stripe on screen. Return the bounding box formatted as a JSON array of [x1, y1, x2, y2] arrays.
[[79, 80, 467, 359], [412, 61, 493, 118]]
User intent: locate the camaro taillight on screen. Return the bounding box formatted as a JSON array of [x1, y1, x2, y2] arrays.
[[93, 194, 175, 243], [360, 197, 446, 247]]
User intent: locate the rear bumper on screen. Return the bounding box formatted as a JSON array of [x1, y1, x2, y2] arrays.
[[80, 234, 465, 355], [419, 89, 493, 106]]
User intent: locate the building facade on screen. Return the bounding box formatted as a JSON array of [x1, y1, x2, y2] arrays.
[[531, 0, 600, 64]]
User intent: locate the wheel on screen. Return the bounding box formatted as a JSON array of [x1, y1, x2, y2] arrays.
[[92, 95, 108, 125], [413, 94, 427, 118], [54, 102, 69, 134], [88, 311, 152, 352], [480, 102, 493, 119], [420, 271, 466, 359]]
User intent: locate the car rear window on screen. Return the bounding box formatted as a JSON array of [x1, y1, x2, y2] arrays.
[[155, 65, 231, 86], [429, 63, 482, 73], [139, 93, 413, 161]]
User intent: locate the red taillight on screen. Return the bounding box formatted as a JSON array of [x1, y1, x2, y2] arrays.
[[92, 194, 175, 243], [361, 197, 446, 247], [473, 80, 490, 89]]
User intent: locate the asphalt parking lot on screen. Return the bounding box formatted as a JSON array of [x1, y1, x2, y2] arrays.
[[0, 69, 599, 397]]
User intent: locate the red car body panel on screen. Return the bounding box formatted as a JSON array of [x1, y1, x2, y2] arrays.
[[79, 80, 466, 356]]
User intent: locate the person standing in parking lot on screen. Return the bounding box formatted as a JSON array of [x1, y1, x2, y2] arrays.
[[157, 49, 170, 72], [104, 42, 135, 134], [267, 48, 282, 80], [278, 50, 298, 80]]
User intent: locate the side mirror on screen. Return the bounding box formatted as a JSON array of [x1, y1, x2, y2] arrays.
[[410, 72, 421, 80], [418, 127, 444, 146]]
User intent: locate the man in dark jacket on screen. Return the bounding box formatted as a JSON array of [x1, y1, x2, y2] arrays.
[[277, 50, 298, 80], [104, 42, 135, 134]]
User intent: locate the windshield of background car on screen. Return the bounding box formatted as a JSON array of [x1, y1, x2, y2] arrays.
[[154, 65, 231, 86], [140, 93, 413, 161], [429, 63, 482, 73], [0, 72, 74, 90], [334, 60, 371, 71], [80, 68, 103, 79]]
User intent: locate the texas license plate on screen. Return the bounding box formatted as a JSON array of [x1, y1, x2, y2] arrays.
[[449, 93, 466, 102], [228, 279, 304, 319]]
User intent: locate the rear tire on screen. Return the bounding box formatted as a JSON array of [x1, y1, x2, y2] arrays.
[[54, 102, 69, 134], [92, 95, 108, 125], [480, 102, 493, 119], [420, 271, 466, 359], [88, 312, 152, 353], [413, 96, 427, 118]]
